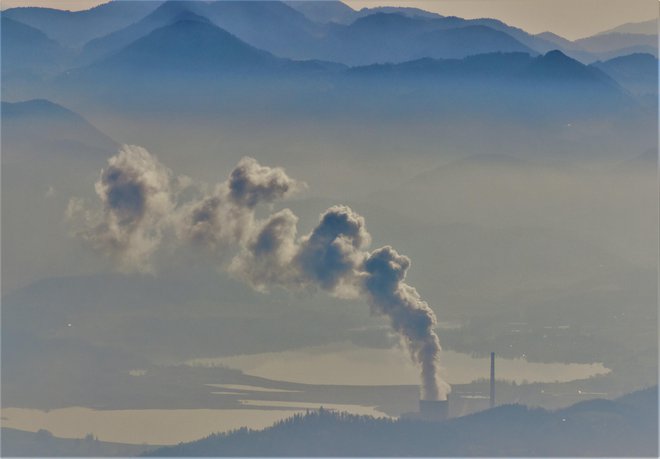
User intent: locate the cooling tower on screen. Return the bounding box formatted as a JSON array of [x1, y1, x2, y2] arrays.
[[418, 399, 449, 421]]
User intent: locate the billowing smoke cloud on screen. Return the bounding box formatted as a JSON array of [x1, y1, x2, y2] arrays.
[[175, 157, 303, 253], [228, 157, 302, 208], [362, 246, 450, 401], [67, 145, 175, 272], [229, 209, 300, 291], [295, 205, 370, 296], [70, 146, 450, 400]]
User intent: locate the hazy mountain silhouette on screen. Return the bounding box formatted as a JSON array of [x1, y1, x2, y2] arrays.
[[74, 2, 555, 66], [596, 19, 657, 37], [349, 50, 620, 90], [284, 0, 357, 24], [319, 13, 536, 64], [591, 53, 659, 96], [81, 0, 322, 64], [1, 17, 72, 79], [574, 32, 658, 57], [354, 6, 443, 21], [282, 3, 657, 63], [1, 428, 157, 457], [145, 387, 658, 457], [534, 31, 582, 52], [519, 50, 617, 85], [2, 1, 161, 47], [347, 52, 534, 78], [78, 2, 211, 64], [56, 43, 634, 118], [199, 0, 321, 59], [76, 16, 343, 78], [1, 99, 117, 163]]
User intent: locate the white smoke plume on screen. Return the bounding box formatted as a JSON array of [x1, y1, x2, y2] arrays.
[[175, 157, 304, 253], [70, 146, 450, 400], [229, 208, 301, 291], [67, 145, 175, 272]]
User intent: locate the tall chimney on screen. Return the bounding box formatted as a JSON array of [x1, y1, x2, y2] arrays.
[[490, 352, 495, 408]]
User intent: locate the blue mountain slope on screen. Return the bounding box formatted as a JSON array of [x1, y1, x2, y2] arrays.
[[58, 38, 633, 119], [597, 19, 657, 36], [320, 13, 536, 64], [349, 50, 619, 87], [290, 6, 564, 59], [591, 53, 659, 96], [575, 32, 658, 55], [74, 18, 324, 79], [1, 17, 72, 77], [65, 16, 347, 90], [80, 4, 544, 66], [79, 4, 213, 64], [81, 0, 324, 65], [520, 50, 618, 85], [348, 52, 534, 78], [2, 1, 162, 47], [201, 0, 322, 57], [2, 99, 117, 163], [284, 0, 357, 24]]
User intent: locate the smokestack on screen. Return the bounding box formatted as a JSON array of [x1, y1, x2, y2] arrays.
[[490, 352, 495, 408]]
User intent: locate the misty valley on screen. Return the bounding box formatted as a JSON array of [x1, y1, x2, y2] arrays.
[[1, 0, 658, 457]]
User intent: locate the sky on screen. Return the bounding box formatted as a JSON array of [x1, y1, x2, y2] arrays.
[[1, 0, 657, 40]]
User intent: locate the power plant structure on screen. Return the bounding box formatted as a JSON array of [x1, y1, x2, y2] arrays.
[[402, 351, 496, 421], [490, 352, 496, 408], [418, 399, 449, 421]]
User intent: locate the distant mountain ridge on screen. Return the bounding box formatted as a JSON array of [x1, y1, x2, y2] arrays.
[[2, 99, 117, 163], [2, 1, 162, 47], [591, 53, 658, 96], [1, 17, 72, 78], [68, 16, 337, 83], [596, 19, 657, 37]]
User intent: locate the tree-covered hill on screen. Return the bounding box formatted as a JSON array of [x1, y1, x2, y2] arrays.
[[146, 386, 657, 457]]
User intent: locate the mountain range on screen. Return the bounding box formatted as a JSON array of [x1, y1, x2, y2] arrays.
[[2, 0, 656, 70], [1, 0, 655, 112], [39, 12, 645, 120]]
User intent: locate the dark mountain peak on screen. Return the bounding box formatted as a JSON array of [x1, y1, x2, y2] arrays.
[[523, 49, 610, 82], [543, 49, 572, 61]]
